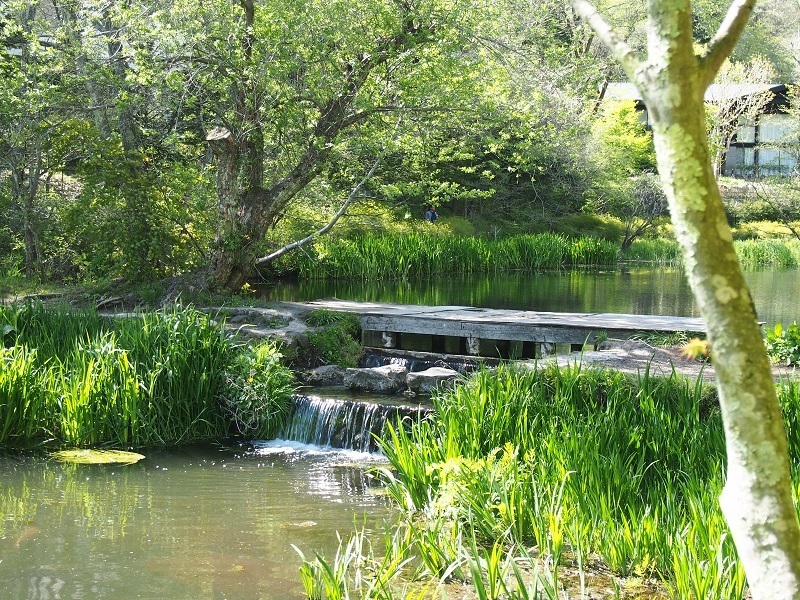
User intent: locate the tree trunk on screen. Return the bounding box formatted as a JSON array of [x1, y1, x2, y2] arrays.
[[651, 83, 800, 600], [573, 0, 800, 596], [197, 1, 438, 293]]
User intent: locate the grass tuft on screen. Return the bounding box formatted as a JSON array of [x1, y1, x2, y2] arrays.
[[0, 302, 294, 447]]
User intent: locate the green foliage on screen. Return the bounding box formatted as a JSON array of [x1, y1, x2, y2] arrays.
[[726, 199, 800, 226], [55, 332, 141, 446], [592, 101, 657, 177], [219, 341, 295, 438], [0, 302, 293, 447], [66, 146, 215, 282], [305, 311, 363, 368], [622, 238, 682, 264], [305, 309, 355, 329], [734, 239, 800, 269], [765, 322, 800, 366], [301, 363, 791, 598], [373, 365, 757, 596], [553, 213, 626, 242], [0, 345, 43, 444], [295, 232, 620, 279], [380, 91, 593, 230], [587, 102, 667, 249]]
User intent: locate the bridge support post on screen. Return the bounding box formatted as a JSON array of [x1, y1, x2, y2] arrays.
[[539, 342, 556, 357], [380, 331, 397, 349]]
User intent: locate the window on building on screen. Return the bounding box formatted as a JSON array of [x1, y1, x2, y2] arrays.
[[759, 114, 792, 143], [735, 116, 756, 143]]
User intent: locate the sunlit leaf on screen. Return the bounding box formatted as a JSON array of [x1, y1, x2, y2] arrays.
[[53, 449, 146, 465], [681, 337, 711, 360]]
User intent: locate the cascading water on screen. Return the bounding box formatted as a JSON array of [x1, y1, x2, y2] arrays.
[[279, 394, 430, 453]]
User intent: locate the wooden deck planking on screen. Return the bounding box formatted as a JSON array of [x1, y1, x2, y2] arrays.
[[300, 300, 706, 346]]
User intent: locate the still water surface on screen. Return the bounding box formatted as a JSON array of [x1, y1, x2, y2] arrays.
[[258, 268, 800, 327], [0, 443, 391, 600]]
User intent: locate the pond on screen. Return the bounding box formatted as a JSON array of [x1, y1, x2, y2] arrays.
[[0, 441, 392, 600], [257, 267, 800, 327]]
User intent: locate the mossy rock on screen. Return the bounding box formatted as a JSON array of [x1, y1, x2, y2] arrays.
[[53, 449, 145, 465]]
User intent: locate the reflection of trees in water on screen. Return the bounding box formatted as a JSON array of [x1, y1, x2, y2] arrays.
[[259, 268, 800, 326], [0, 448, 391, 599], [259, 269, 699, 314], [0, 457, 147, 541]]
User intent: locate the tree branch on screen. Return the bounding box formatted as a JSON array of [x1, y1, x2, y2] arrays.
[[571, 0, 641, 80], [698, 0, 758, 86], [254, 156, 382, 266]]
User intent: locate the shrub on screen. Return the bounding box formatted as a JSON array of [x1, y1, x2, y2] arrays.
[[219, 341, 295, 438], [765, 322, 800, 365], [305, 310, 363, 367]]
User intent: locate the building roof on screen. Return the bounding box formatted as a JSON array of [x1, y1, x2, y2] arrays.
[[606, 82, 789, 103]]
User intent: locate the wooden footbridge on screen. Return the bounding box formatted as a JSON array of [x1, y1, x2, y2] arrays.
[[300, 300, 706, 359]]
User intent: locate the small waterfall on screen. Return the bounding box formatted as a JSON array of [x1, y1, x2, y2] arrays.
[[280, 394, 429, 453]]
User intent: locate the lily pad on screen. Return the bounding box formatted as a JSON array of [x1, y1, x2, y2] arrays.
[[53, 449, 145, 465]]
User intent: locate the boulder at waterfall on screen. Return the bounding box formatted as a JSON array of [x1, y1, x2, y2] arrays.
[[344, 364, 408, 394], [301, 365, 348, 386], [407, 367, 461, 394]]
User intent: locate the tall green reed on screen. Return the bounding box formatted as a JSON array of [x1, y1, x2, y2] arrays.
[[623, 239, 682, 264], [375, 364, 777, 598], [1, 300, 104, 361], [734, 238, 800, 269], [0, 344, 45, 443], [297, 233, 619, 279], [0, 302, 293, 448], [54, 332, 141, 446]]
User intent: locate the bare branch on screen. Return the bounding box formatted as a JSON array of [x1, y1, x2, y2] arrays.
[[571, 0, 641, 81], [699, 0, 758, 86], [254, 156, 382, 267]]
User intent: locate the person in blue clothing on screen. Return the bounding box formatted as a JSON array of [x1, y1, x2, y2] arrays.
[[424, 205, 438, 222]]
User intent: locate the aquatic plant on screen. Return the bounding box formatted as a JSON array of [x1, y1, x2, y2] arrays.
[[623, 237, 800, 269], [0, 344, 45, 443], [622, 238, 682, 264], [361, 365, 800, 598], [0, 302, 293, 447], [295, 232, 619, 279], [54, 331, 142, 446], [220, 340, 295, 438], [734, 238, 800, 268]]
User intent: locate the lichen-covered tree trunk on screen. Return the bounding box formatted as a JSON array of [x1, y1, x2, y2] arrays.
[[573, 0, 800, 596], [651, 78, 800, 600]]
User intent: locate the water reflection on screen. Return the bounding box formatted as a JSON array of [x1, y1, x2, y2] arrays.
[[258, 268, 800, 326], [0, 445, 391, 600]]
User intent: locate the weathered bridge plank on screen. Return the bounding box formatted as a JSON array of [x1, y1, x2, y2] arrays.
[[302, 300, 706, 338], [297, 300, 707, 357]]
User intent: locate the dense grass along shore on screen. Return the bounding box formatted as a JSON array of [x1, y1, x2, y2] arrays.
[[294, 232, 619, 279], [283, 232, 800, 279], [297, 365, 800, 599], [0, 303, 294, 448]]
